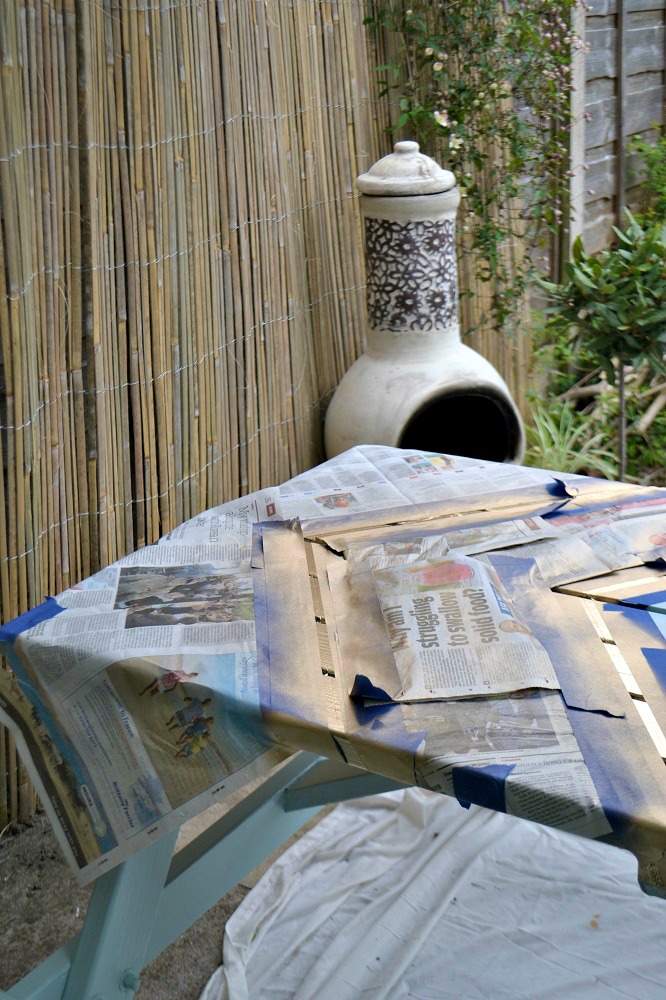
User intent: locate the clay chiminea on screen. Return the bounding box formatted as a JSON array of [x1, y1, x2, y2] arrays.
[[324, 141, 525, 463]]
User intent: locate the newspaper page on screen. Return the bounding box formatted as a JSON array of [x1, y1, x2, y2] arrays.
[[344, 532, 452, 570], [404, 691, 611, 840], [160, 488, 282, 546], [545, 489, 666, 531], [582, 513, 666, 566], [344, 552, 560, 702], [353, 445, 585, 503], [498, 510, 666, 588], [253, 521, 615, 850], [496, 534, 613, 587], [431, 515, 560, 555], [280, 445, 584, 526], [340, 516, 558, 567], [0, 497, 288, 883]]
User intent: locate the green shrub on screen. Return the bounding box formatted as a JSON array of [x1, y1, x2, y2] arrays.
[[537, 213, 666, 478], [524, 400, 617, 478], [365, 0, 581, 336]]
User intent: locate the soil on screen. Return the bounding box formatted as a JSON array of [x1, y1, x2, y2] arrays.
[[0, 814, 245, 1000]]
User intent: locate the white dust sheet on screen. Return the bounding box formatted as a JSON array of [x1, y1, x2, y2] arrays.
[[199, 789, 666, 1000]]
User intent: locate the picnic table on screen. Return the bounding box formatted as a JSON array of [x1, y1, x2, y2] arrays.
[[2, 445, 666, 1000]]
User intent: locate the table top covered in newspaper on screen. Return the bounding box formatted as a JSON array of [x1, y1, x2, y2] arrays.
[[2, 446, 666, 892]]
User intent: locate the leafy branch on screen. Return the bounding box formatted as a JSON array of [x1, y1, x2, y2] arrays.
[[538, 213, 666, 479], [365, 0, 585, 336]]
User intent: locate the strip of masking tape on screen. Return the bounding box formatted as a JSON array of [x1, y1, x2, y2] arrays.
[[582, 598, 614, 642], [603, 642, 643, 697], [632, 699, 666, 759]]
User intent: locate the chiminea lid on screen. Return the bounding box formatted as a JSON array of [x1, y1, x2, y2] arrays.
[[357, 141, 455, 196]]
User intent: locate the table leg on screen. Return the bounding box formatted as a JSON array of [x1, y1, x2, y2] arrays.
[[61, 829, 179, 1000]]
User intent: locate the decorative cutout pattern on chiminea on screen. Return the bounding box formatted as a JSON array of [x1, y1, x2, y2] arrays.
[[324, 141, 525, 463]]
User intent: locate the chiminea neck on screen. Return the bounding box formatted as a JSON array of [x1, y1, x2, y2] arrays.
[[360, 187, 462, 345]]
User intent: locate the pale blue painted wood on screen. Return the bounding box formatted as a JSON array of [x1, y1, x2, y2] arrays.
[[147, 752, 322, 958], [5, 753, 393, 1000], [283, 771, 407, 811], [60, 829, 178, 1000], [2, 942, 74, 1000]]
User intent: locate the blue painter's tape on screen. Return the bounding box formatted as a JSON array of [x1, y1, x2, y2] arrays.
[[352, 697, 393, 724], [452, 762, 516, 813], [350, 673, 392, 703], [0, 597, 64, 643]]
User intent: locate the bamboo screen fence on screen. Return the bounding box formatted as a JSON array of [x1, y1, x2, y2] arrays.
[[0, 0, 531, 827]]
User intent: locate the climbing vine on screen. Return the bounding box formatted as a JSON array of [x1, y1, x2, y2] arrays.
[[365, 0, 588, 335]]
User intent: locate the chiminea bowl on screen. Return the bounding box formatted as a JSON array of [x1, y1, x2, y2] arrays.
[[324, 141, 525, 464]]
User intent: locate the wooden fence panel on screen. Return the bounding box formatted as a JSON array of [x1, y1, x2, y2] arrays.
[[583, 0, 666, 253]]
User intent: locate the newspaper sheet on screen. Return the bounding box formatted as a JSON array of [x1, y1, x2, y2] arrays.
[[254, 517, 666, 891], [2, 446, 666, 891], [496, 534, 612, 587], [582, 513, 666, 565], [340, 516, 559, 567], [431, 515, 560, 554], [279, 445, 584, 529], [0, 499, 287, 883], [497, 510, 666, 587], [344, 552, 560, 702], [160, 488, 282, 546], [404, 692, 610, 840], [545, 490, 666, 530]]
